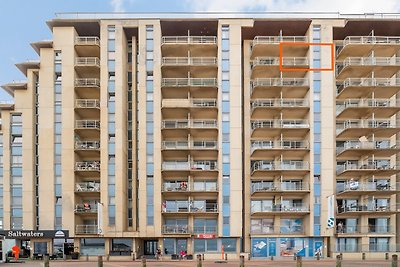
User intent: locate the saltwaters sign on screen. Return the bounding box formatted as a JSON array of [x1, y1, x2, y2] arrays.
[[0, 230, 69, 239]]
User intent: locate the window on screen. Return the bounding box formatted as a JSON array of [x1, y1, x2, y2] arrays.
[[80, 238, 105, 256], [222, 238, 236, 252]]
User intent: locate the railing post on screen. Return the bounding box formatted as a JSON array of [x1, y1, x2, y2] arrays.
[[296, 256, 302, 267], [392, 254, 398, 267], [97, 256, 103, 267], [362, 252, 366, 260], [197, 254, 202, 267], [336, 254, 342, 267], [240, 255, 245, 267], [141, 256, 146, 267], [86, 254, 89, 261], [44, 255, 50, 267]]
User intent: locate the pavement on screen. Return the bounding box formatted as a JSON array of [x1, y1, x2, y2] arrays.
[[1, 259, 398, 267]]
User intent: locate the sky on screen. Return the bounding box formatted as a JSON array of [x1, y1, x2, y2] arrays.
[[1, 0, 400, 101]]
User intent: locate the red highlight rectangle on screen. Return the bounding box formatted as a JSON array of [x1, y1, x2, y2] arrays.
[[279, 42, 335, 72]]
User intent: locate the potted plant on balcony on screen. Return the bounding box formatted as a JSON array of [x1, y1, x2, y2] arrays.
[[71, 247, 80, 260]]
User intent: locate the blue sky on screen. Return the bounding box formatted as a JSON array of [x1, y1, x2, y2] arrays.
[[1, 0, 399, 101]]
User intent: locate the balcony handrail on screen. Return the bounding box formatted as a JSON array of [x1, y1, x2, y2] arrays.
[[162, 57, 218, 66], [162, 181, 218, 192], [337, 203, 400, 213], [162, 161, 191, 170], [162, 140, 218, 150], [162, 78, 218, 87], [336, 140, 399, 154], [75, 225, 98, 234], [74, 204, 98, 213], [75, 78, 100, 87], [337, 181, 399, 193], [251, 203, 309, 213], [337, 98, 399, 110], [250, 225, 305, 235], [193, 226, 218, 234], [191, 119, 218, 128], [251, 98, 309, 110], [251, 119, 309, 130], [75, 140, 100, 150], [75, 57, 100, 66], [75, 99, 100, 108], [252, 36, 308, 46], [75, 161, 100, 171], [75, 182, 100, 192], [161, 36, 217, 45], [251, 181, 309, 193], [162, 202, 218, 213], [191, 99, 217, 107], [342, 36, 400, 47], [338, 57, 400, 68], [75, 36, 100, 46], [251, 140, 309, 152], [336, 160, 398, 173], [252, 160, 309, 172], [75, 120, 100, 129], [335, 225, 394, 234], [251, 57, 309, 68], [251, 78, 309, 90], [161, 225, 191, 234], [336, 119, 396, 133]]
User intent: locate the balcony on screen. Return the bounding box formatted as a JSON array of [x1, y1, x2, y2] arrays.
[[336, 78, 400, 99], [162, 78, 217, 88], [162, 120, 218, 139], [251, 57, 309, 78], [336, 98, 400, 119], [74, 203, 98, 214], [336, 181, 399, 197], [251, 36, 309, 58], [336, 36, 400, 60], [251, 203, 309, 215], [75, 78, 100, 98], [336, 160, 399, 177], [251, 98, 309, 118], [250, 225, 305, 235], [162, 160, 218, 173], [251, 119, 309, 138], [336, 140, 400, 158], [336, 57, 400, 79], [336, 120, 400, 139], [162, 181, 218, 195], [161, 36, 217, 56], [193, 226, 218, 234], [162, 200, 218, 214], [251, 160, 309, 176], [337, 203, 400, 215], [75, 36, 100, 56], [251, 181, 309, 196], [162, 140, 218, 158], [75, 120, 100, 138], [75, 161, 100, 175], [251, 78, 309, 99], [75, 99, 100, 118], [75, 225, 98, 235], [162, 99, 218, 119], [162, 225, 191, 235], [162, 57, 217, 77], [335, 225, 394, 235], [161, 78, 218, 98], [75, 57, 100, 74], [250, 140, 309, 157], [75, 182, 100, 193]]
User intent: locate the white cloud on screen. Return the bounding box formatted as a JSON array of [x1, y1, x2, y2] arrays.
[[111, 0, 125, 12], [185, 0, 400, 13]]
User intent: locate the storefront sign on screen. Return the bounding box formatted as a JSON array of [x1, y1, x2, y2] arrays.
[[195, 234, 215, 239], [0, 230, 69, 239]]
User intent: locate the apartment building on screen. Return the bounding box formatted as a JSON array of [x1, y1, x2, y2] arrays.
[[0, 13, 400, 260]]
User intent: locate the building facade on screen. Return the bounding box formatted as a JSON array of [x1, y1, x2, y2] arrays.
[[0, 14, 400, 259]]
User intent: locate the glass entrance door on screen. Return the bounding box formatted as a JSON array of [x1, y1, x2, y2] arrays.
[[144, 240, 158, 256]]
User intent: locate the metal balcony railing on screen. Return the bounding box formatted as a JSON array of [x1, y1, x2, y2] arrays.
[[337, 78, 400, 95], [251, 203, 309, 213], [251, 36, 308, 47], [162, 225, 190, 234], [161, 120, 218, 129], [251, 140, 309, 153], [162, 140, 217, 150], [75, 78, 100, 87], [251, 161, 309, 172], [336, 181, 399, 193], [75, 182, 100, 192], [162, 57, 217, 66], [75, 140, 100, 150], [336, 119, 396, 134], [251, 78, 309, 90], [75, 161, 100, 171], [250, 225, 305, 235], [74, 203, 98, 213], [251, 57, 309, 68], [336, 36, 400, 55], [336, 98, 400, 114], [337, 203, 400, 213], [191, 120, 218, 128], [251, 181, 309, 193], [193, 226, 218, 234], [162, 181, 218, 192], [336, 160, 397, 174], [191, 99, 217, 107], [162, 201, 218, 213], [75, 120, 100, 129], [336, 140, 399, 154], [75, 99, 100, 109], [251, 120, 309, 130], [75, 225, 98, 234], [75, 57, 100, 66], [75, 36, 100, 46], [161, 36, 217, 45], [336, 57, 400, 75], [161, 78, 218, 87], [251, 98, 309, 110]]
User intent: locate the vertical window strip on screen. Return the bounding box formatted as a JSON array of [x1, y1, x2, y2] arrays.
[[145, 25, 154, 225], [108, 25, 116, 226], [221, 25, 230, 236], [54, 51, 62, 230], [34, 74, 40, 229], [127, 40, 134, 227], [0, 133, 3, 229], [312, 25, 321, 236]]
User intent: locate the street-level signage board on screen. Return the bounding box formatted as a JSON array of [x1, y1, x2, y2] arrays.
[[0, 230, 69, 239]]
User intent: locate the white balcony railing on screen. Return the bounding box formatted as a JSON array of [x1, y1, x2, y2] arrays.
[[336, 119, 397, 134], [251, 140, 309, 152], [162, 120, 218, 129], [75, 182, 100, 192], [75, 78, 100, 87], [251, 78, 309, 90], [162, 225, 190, 234], [251, 181, 309, 193], [336, 160, 398, 174], [162, 57, 217, 66], [336, 140, 399, 154], [251, 57, 309, 68], [191, 99, 217, 107], [162, 140, 217, 150], [336, 57, 400, 75], [75, 99, 100, 109], [75, 225, 98, 234], [251, 203, 309, 213], [75, 161, 100, 171], [337, 181, 399, 193], [75, 57, 100, 66], [251, 161, 309, 172], [337, 36, 400, 55], [162, 161, 218, 171], [251, 120, 309, 130], [75, 36, 100, 46], [161, 36, 217, 45], [252, 36, 308, 46], [251, 98, 309, 110], [75, 140, 100, 150], [161, 78, 218, 87], [336, 98, 399, 114], [75, 120, 100, 129]]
